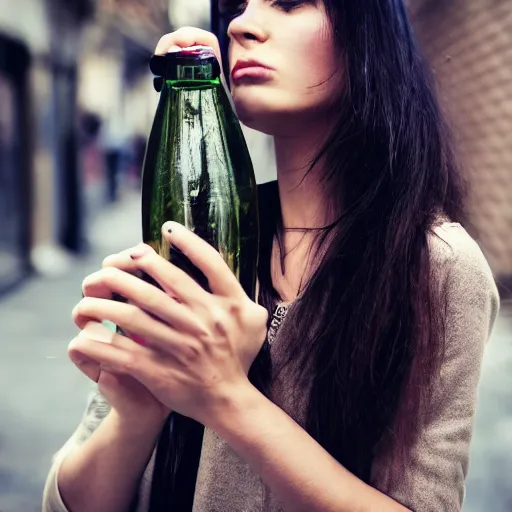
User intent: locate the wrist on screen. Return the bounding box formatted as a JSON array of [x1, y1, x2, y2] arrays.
[[206, 380, 264, 436], [108, 408, 168, 440]]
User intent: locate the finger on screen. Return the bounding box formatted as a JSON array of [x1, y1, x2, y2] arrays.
[[68, 322, 122, 382], [81, 267, 203, 335], [154, 28, 223, 68], [103, 245, 154, 270], [163, 222, 245, 299], [68, 324, 147, 380], [104, 245, 210, 306], [154, 33, 180, 55], [81, 247, 150, 300], [68, 343, 101, 383], [72, 297, 197, 358]]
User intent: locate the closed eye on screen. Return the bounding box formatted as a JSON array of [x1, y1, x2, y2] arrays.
[[219, 0, 315, 21]]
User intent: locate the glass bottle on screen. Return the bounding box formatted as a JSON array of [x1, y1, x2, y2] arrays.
[[143, 46, 260, 511], [142, 45, 259, 300]]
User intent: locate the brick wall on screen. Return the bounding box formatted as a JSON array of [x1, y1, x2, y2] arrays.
[[410, 0, 512, 281]]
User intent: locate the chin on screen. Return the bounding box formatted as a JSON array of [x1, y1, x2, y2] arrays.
[[232, 87, 300, 136]]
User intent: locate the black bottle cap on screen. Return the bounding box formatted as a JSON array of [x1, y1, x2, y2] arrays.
[[149, 45, 221, 91]]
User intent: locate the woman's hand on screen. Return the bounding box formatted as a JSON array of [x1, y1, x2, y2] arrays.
[[68, 322, 171, 430], [68, 222, 268, 428], [154, 27, 223, 65]]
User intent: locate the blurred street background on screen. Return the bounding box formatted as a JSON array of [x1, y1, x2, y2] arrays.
[[0, 0, 510, 510]]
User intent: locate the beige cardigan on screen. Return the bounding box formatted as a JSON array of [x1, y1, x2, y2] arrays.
[[42, 222, 500, 512]]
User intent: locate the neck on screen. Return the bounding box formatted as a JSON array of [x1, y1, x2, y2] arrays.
[[273, 127, 337, 230]]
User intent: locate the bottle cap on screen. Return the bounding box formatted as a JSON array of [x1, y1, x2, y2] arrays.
[[150, 45, 221, 90]]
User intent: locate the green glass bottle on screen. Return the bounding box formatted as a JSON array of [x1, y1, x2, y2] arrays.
[[142, 46, 259, 300], [142, 46, 260, 511]]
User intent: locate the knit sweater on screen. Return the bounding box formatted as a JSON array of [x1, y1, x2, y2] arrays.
[[42, 202, 500, 512]]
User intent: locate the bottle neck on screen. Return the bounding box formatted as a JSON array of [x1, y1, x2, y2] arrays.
[[164, 75, 221, 91], [150, 48, 221, 93]]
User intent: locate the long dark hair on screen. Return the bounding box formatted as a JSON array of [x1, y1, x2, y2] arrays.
[[255, 0, 466, 481], [149, 0, 467, 508]]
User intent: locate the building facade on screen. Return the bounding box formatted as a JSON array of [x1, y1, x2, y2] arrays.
[[410, 0, 512, 290]]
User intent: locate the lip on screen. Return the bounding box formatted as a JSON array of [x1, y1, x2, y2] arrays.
[[231, 59, 274, 82]]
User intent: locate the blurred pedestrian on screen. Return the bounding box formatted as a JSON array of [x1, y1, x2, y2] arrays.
[[102, 108, 128, 203]]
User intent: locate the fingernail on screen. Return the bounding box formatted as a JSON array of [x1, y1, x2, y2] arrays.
[[78, 322, 115, 344], [130, 333, 148, 346], [130, 244, 151, 260]]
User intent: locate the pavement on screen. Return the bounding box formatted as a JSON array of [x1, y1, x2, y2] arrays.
[[0, 188, 141, 512], [0, 189, 511, 512]]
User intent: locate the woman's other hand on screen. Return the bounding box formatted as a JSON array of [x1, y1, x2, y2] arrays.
[[69, 266, 172, 430], [68, 222, 268, 428]]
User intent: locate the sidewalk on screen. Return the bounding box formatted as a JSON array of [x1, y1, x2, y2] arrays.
[[0, 189, 510, 511], [0, 189, 141, 512], [464, 305, 512, 512]]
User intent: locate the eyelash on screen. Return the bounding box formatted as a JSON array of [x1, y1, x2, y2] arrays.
[[220, 0, 309, 20]]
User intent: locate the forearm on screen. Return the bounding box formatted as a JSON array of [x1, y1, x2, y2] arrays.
[[211, 383, 410, 512], [57, 410, 163, 512]]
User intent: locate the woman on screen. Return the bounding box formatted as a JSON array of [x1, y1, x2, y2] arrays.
[[43, 1, 500, 511]]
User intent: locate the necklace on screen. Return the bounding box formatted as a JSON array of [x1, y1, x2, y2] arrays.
[[281, 217, 341, 232], [282, 225, 332, 232]]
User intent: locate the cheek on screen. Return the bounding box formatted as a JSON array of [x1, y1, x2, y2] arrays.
[[287, 18, 335, 75], [281, 20, 339, 101]]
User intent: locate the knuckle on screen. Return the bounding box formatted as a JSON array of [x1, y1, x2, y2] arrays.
[[101, 254, 116, 268], [67, 336, 86, 360], [256, 304, 269, 324], [227, 299, 243, 318], [176, 26, 193, 33], [138, 254, 155, 271], [258, 308, 270, 337], [244, 303, 268, 341], [132, 305, 148, 325], [176, 26, 201, 36], [74, 296, 93, 316], [176, 27, 218, 49], [209, 259, 225, 278], [71, 305, 79, 323], [142, 292, 161, 315], [171, 27, 194, 44], [119, 303, 142, 329], [181, 342, 201, 364], [83, 268, 118, 295], [81, 273, 96, 296], [155, 34, 171, 52], [210, 304, 228, 327], [67, 336, 79, 353], [122, 350, 138, 374], [209, 304, 233, 341], [243, 299, 268, 323], [195, 322, 213, 344], [100, 266, 120, 283], [197, 330, 213, 347]]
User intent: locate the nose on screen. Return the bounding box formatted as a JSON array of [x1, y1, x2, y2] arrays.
[[227, 6, 268, 46]]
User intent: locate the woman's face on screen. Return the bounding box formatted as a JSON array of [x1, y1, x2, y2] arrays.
[[220, 0, 341, 135]]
